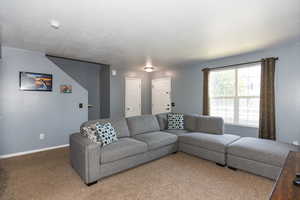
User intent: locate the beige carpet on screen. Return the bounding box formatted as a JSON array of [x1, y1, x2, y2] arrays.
[[0, 148, 274, 200]]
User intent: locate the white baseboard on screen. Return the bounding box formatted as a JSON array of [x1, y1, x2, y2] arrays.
[[0, 144, 69, 159]]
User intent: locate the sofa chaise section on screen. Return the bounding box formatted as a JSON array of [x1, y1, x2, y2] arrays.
[[166, 114, 239, 165], [179, 133, 240, 165], [156, 113, 239, 165], [227, 137, 299, 180]]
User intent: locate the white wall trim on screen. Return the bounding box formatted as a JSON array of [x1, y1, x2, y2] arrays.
[[0, 144, 69, 159]]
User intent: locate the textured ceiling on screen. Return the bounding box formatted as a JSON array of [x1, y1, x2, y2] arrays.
[[0, 0, 300, 69]]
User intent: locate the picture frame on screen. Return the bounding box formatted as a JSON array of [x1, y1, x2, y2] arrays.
[[60, 85, 72, 93], [19, 72, 53, 91]]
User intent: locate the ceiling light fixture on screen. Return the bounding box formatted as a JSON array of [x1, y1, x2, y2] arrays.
[[111, 69, 117, 76], [50, 19, 60, 29], [144, 64, 154, 72]]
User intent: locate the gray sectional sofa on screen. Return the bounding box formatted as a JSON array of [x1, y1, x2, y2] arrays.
[[70, 113, 299, 185]]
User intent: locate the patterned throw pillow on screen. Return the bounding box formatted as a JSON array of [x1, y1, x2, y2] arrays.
[[81, 126, 100, 144], [168, 113, 184, 130], [95, 122, 118, 146]]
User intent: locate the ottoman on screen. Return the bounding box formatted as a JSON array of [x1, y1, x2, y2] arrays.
[[227, 137, 299, 180]]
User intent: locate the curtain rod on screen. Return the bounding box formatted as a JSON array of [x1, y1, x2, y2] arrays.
[[202, 57, 278, 71]]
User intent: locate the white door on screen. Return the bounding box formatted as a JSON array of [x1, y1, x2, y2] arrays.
[[152, 77, 172, 115], [125, 77, 142, 117]]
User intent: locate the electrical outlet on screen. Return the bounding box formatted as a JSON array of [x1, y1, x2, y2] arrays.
[[40, 133, 45, 140]]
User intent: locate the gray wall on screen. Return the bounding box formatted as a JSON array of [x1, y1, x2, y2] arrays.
[[1, 42, 298, 156], [151, 67, 203, 114], [0, 25, 2, 59], [152, 43, 300, 144], [0, 47, 88, 156], [47, 56, 108, 120], [100, 65, 110, 118], [110, 69, 151, 119]]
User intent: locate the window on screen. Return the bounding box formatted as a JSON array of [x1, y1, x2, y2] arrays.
[[209, 64, 261, 127]]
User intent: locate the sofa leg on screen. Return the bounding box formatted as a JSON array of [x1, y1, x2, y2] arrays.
[[86, 181, 98, 186], [228, 166, 237, 171], [216, 163, 226, 167]]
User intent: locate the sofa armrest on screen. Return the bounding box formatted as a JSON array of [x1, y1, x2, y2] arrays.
[[194, 115, 224, 134], [69, 133, 101, 184]]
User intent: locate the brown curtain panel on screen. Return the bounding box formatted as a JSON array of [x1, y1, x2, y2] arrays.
[[259, 58, 276, 140], [202, 68, 210, 115]]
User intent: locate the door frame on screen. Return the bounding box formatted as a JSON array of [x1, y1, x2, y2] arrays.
[[151, 77, 172, 114], [125, 77, 142, 117]]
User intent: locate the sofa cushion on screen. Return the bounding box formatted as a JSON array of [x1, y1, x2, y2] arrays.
[[184, 114, 198, 131], [81, 118, 130, 138], [156, 113, 168, 130], [179, 132, 240, 153], [168, 113, 184, 130], [126, 115, 160, 136], [112, 119, 131, 138], [194, 116, 224, 134], [227, 137, 299, 167], [134, 131, 178, 150], [101, 138, 148, 163], [164, 129, 190, 136]]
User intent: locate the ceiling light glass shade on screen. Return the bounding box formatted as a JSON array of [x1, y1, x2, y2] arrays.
[[144, 66, 154, 72], [50, 19, 60, 29]]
